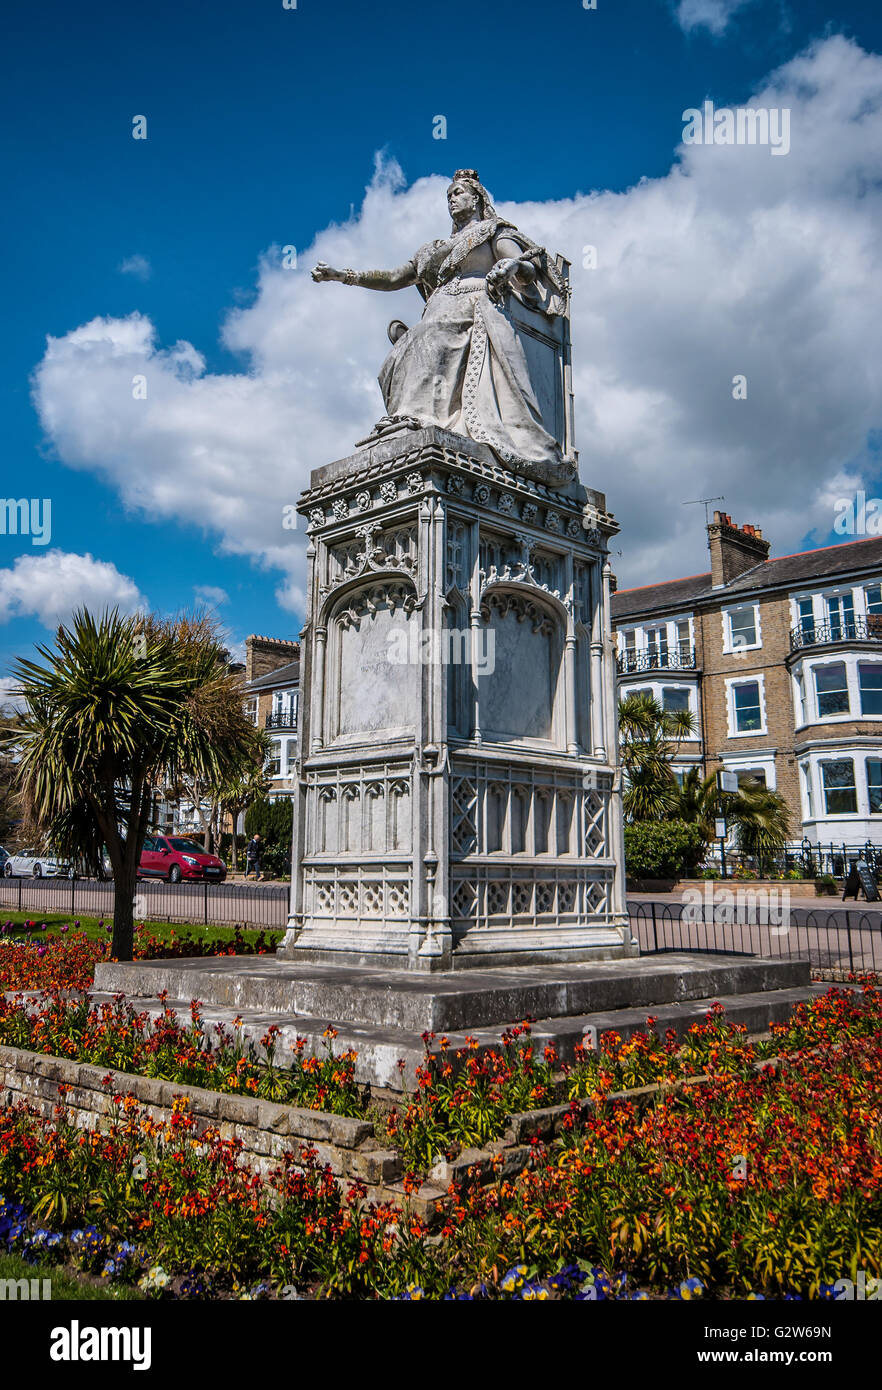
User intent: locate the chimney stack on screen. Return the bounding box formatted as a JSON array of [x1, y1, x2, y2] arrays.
[[707, 512, 770, 587], [245, 635, 300, 683]]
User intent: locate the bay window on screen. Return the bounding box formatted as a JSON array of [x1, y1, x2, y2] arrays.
[[814, 662, 849, 717], [858, 663, 882, 716], [821, 759, 857, 815]]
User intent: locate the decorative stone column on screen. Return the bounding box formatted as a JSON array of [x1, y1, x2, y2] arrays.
[[282, 425, 631, 970]]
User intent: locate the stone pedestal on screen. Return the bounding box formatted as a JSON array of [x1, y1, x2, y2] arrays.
[[281, 425, 631, 970]]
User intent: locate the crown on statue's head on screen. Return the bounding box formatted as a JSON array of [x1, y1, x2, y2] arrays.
[[452, 168, 481, 183]]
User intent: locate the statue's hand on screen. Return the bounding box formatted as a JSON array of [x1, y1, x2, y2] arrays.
[[311, 262, 341, 283], [486, 258, 520, 301]]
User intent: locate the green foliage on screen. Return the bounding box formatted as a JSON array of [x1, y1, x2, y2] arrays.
[[624, 819, 706, 880], [674, 768, 791, 861], [244, 797, 294, 877], [9, 610, 264, 958], [386, 1026, 558, 1173]]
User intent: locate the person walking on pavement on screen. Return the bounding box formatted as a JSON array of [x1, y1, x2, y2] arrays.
[[245, 833, 262, 881]]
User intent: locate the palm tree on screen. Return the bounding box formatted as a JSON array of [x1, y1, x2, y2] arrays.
[[618, 692, 697, 823], [0, 703, 24, 842], [674, 768, 791, 868], [10, 609, 264, 960]]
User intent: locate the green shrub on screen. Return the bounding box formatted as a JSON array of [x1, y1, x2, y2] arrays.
[[624, 820, 706, 880], [244, 798, 294, 878]]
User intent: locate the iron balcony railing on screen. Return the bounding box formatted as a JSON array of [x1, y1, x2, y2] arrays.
[[265, 711, 298, 731], [617, 647, 697, 675], [790, 616, 882, 652]]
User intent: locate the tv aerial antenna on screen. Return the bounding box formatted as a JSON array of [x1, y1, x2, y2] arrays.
[[683, 496, 725, 552]]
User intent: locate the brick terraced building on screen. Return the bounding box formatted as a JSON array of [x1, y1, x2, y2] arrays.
[[243, 636, 300, 801], [611, 513, 882, 845]]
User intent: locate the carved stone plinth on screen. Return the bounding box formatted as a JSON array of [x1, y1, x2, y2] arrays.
[[282, 426, 632, 970]]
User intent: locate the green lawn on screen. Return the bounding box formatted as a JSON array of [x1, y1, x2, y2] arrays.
[[0, 1251, 146, 1301], [0, 910, 282, 948]]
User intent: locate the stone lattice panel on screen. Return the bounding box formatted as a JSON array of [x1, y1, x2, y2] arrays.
[[305, 866, 411, 926], [451, 776, 478, 854], [583, 790, 607, 856], [449, 867, 613, 932]]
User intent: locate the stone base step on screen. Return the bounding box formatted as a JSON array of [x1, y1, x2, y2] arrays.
[[88, 980, 825, 1093], [93, 952, 812, 1034]]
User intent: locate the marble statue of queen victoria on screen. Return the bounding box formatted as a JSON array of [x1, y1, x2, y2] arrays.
[[312, 170, 576, 485]]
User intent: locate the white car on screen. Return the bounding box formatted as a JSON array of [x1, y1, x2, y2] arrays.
[[3, 847, 72, 879]]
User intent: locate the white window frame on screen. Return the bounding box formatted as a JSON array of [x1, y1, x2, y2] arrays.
[[725, 674, 767, 738], [800, 653, 882, 724], [722, 603, 762, 655], [857, 660, 882, 718], [659, 683, 693, 716], [283, 737, 298, 776], [619, 616, 694, 660], [867, 755, 882, 815], [618, 678, 701, 738], [265, 740, 283, 778], [824, 589, 856, 640], [811, 658, 852, 721], [819, 756, 858, 818], [800, 761, 814, 820], [799, 747, 882, 827], [717, 752, 777, 790], [792, 668, 807, 728]]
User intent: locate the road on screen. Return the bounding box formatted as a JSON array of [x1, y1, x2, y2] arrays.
[[0, 875, 289, 930]]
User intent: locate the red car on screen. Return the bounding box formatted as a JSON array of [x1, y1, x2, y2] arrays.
[[138, 834, 227, 884]]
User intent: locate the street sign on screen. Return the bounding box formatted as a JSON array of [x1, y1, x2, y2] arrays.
[[714, 817, 728, 839], [717, 771, 739, 794]]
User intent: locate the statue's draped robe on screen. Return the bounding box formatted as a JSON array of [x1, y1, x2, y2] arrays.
[[377, 218, 570, 476]]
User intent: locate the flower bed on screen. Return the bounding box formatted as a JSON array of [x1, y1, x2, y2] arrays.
[[3, 973, 881, 1168], [0, 993, 363, 1116], [0, 979, 879, 1299], [0, 1095, 416, 1299], [1, 1014, 880, 1299], [0, 925, 277, 992]]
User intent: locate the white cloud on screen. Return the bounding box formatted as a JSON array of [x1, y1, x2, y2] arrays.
[[194, 584, 229, 608], [223, 637, 247, 667], [0, 551, 146, 629], [119, 254, 152, 280], [674, 0, 756, 35], [0, 676, 26, 713], [32, 37, 882, 594]]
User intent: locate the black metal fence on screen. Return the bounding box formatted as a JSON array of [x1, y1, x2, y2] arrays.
[[629, 899, 882, 975], [3, 875, 879, 971], [0, 876, 289, 931], [707, 842, 882, 881]]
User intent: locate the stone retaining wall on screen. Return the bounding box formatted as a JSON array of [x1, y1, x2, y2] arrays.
[[0, 1044, 448, 1213], [0, 1042, 805, 1219]]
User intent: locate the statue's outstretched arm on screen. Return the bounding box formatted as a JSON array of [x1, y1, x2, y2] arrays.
[[311, 259, 418, 291], [486, 234, 539, 300]]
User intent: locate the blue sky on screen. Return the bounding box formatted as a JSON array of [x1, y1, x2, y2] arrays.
[[2, 0, 882, 687]]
